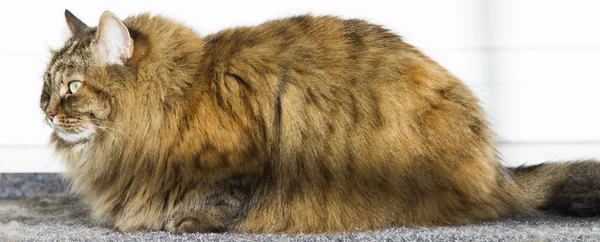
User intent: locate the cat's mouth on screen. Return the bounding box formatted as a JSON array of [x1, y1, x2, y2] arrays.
[[48, 116, 96, 143]]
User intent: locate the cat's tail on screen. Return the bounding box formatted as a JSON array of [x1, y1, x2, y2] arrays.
[[509, 160, 600, 216]]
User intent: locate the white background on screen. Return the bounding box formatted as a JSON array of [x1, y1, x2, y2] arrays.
[[1, 0, 599, 172]]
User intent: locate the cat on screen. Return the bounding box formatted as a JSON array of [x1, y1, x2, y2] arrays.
[[40, 9, 600, 233]]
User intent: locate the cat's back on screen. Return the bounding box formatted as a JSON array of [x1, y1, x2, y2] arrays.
[[198, 14, 473, 148], [201, 15, 420, 78], [198, 14, 458, 116]]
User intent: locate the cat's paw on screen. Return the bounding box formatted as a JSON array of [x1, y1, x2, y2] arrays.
[[166, 215, 224, 233]]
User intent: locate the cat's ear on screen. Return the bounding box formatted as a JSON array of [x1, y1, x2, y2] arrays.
[[93, 11, 134, 65], [65, 9, 89, 35]]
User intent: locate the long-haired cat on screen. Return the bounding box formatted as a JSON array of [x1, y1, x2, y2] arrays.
[[40, 10, 600, 233]]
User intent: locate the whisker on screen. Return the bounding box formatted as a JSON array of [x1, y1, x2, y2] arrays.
[[91, 125, 118, 141], [89, 119, 133, 131], [90, 124, 133, 142], [87, 118, 125, 125], [91, 128, 113, 141], [74, 117, 126, 127]]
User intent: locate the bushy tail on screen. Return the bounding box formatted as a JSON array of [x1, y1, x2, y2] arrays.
[[510, 160, 600, 216]]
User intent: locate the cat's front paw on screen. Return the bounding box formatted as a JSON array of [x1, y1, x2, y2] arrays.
[[166, 215, 225, 233]]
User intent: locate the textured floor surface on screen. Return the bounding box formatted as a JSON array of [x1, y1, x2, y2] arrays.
[[1, 195, 600, 241]]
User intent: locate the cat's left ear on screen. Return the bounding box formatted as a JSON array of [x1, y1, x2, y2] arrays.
[[93, 11, 134, 65], [65, 10, 89, 35]]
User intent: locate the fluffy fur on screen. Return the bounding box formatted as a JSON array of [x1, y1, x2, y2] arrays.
[[40, 10, 600, 233]]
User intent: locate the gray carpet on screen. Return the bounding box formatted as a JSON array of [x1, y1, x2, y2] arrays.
[[0, 195, 599, 241]]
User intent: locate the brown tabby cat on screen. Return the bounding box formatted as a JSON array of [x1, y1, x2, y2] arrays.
[[40, 10, 600, 233]]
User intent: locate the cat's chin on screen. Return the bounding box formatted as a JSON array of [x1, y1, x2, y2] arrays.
[[55, 129, 95, 143]]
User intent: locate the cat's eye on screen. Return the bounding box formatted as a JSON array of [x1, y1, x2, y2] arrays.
[[68, 81, 83, 94]]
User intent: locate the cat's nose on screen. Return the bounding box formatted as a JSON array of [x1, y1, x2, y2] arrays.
[[46, 111, 58, 121]]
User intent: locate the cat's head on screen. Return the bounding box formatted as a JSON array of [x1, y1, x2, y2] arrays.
[[41, 10, 135, 143]]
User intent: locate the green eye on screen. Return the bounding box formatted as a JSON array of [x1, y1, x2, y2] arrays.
[[68, 81, 83, 94]]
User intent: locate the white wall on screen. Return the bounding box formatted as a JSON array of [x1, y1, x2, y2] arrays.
[[1, 0, 599, 172]]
